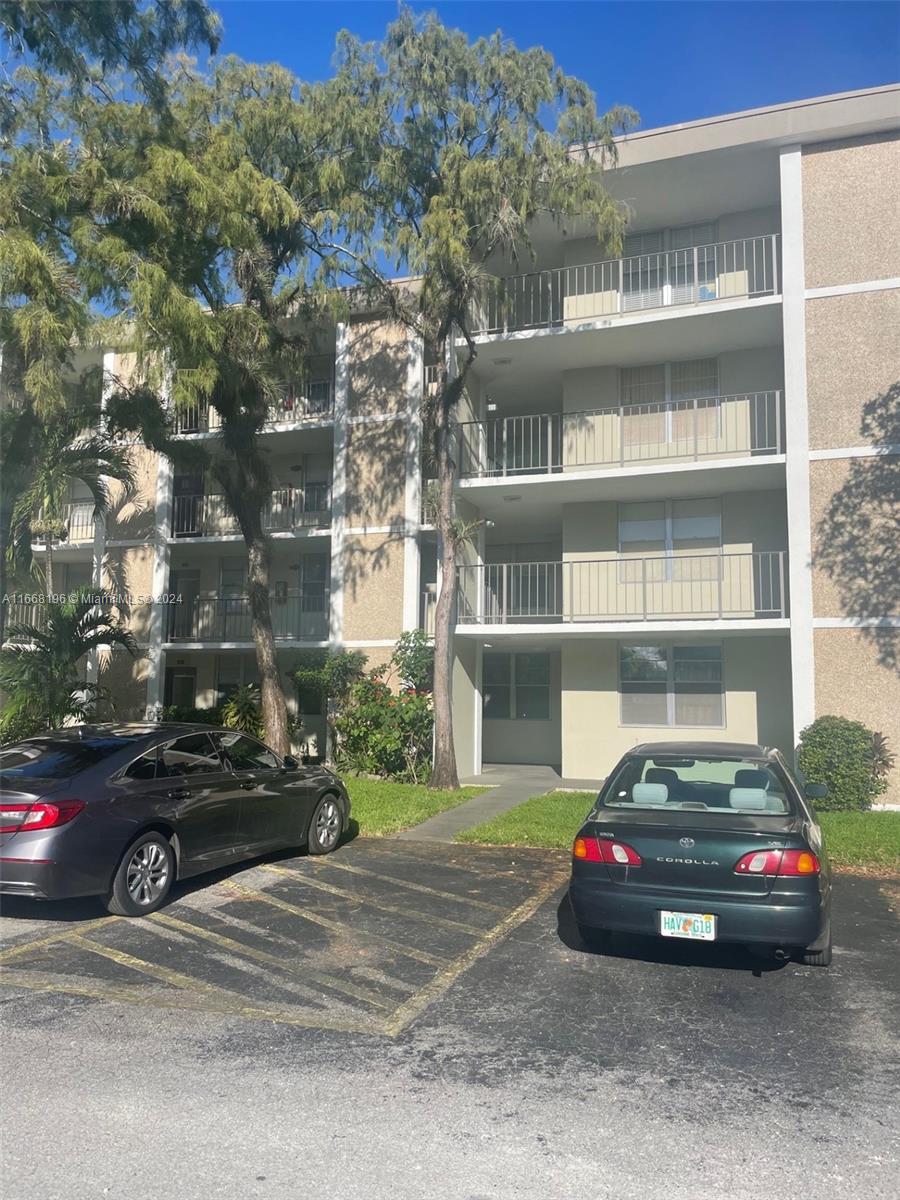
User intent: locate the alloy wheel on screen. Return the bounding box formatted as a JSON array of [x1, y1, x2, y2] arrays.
[[125, 841, 170, 906], [316, 799, 340, 849]]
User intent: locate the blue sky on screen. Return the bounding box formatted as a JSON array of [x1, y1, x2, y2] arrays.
[[210, 1, 899, 129]]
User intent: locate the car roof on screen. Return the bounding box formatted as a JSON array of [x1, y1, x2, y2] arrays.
[[629, 741, 774, 758], [15, 723, 226, 745]]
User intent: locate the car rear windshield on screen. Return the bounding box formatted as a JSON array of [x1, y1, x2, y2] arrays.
[[0, 739, 135, 781], [602, 755, 794, 815]]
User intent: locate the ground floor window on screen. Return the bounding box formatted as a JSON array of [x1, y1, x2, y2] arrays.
[[483, 652, 551, 720], [619, 644, 724, 727], [214, 656, 258, 707]]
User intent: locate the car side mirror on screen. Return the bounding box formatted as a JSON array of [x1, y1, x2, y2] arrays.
[[282, 754, 299, 770], [805, 782, 828, 800]]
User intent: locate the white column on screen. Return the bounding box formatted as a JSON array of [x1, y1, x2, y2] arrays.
[[779, 146, 816, 748], [329, 322, 349, 645], [402, 331, 423, 630], [86, 351, 114, 689], [144, 365, 174, 718]]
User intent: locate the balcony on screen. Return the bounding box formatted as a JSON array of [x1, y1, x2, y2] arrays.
[[171, 485, 331, 538], [471, 236, 780, 335], [173, 379, 334, 434], [165, 589, 329, 643], [458, 392, 783, 479], [457, 551, 787, 624]]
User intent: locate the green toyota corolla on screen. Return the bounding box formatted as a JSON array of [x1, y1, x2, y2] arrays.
[[568, 742, 833, 966]]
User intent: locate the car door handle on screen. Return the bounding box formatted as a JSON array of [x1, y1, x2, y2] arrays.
[[167, 787, 191, 800], [239, 778, 257, 790]]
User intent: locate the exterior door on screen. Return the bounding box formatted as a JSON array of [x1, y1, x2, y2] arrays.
[[164, 667, 196, 709], [168, 569, 200, 640], [214, 732, 313, 848], [156, 732, 240, 864], [220, 562, 248, 641]]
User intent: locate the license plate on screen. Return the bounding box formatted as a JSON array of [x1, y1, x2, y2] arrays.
[[659, 911, 717, 941]]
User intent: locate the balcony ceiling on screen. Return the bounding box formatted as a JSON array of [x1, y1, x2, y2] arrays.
[[470, 299, 782, 390], [461, 456, 787, 533]]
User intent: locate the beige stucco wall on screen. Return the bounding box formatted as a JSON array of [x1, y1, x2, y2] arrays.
[[345, 421, 406, 527], [802, 131, 900, 289], [101, 544, 156, 641], [805, 290, 900, 451], [814, 628, 900, 801], [346, 318, 408, 418], [341, 534, 405, 643], [560, 635, 793, 780], [98, 647, 151, 721], [482, 650, 562, 768], [106, 444, 158, 542]]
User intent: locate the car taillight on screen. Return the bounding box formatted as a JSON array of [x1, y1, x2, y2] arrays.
[[0, 800, 85, 835], [734, 848, 820, 876], [573, 836, 642, 866]]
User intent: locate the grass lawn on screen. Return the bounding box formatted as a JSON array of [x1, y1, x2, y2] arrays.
[[345, 777, 486, 837], [456, 790, 594, 850], [458, 791, 900, 874]]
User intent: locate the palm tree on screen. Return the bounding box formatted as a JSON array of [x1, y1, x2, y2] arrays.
[[10, 409, 135, 598], [0, 590, 137, 737]]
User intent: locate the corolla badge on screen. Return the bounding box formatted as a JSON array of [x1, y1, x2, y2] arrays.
[[679, 837, 695, 849]]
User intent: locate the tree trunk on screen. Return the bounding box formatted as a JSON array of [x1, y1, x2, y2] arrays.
[[45, 538, 54, 600], [245, 529, 290, 756], [430, 387, 460, 790]]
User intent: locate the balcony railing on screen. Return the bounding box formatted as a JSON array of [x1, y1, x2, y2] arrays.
[[165, 589, 329, 642], [173, 379, 334, 434], [458, 392, 783, 478], [457, 551, 787, 623], [2, 602, 46, 642], [471, 235, 780, 334], [171, 484, 331, 538]]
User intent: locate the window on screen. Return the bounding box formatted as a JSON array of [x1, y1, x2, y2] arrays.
[[602, 753, 790, 815], [619, 644, 724, 727], [215, 733, 280, 772], [160, 734, 222, 777], [618, 499, 722, 583], [0, 739, 139, 778], [214, 657, 257, 707], [123, 751, 159, 781], [482, 653, 551, 721], [620, 360, 720, 449]]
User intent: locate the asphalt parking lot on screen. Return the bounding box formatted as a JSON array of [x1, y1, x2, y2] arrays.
[[2, 840, 899, 1200]]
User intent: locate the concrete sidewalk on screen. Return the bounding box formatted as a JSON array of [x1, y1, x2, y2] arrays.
[[393, 765, 603, 843]]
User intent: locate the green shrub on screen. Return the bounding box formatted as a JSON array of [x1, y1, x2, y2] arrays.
[[162, 704, 224, 725], [797, 715, 887, 812], [333, 675, 433, 783], [221, 685, 263, 737]]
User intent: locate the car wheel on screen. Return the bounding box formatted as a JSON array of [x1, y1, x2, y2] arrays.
[[307, 794, 342, 855], [106, 832, 175, 916], [801, 922, 833, 967], [577, 924, 611, 953]]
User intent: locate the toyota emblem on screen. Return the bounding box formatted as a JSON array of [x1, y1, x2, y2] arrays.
[[679, 837, 695, 849]]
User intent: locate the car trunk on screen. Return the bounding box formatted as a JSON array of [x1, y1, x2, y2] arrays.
[[587, 807, 803, 899], [0, 778, 68, 849]]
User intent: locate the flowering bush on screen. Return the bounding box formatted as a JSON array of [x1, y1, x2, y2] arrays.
[[333, 674, 433, 783]]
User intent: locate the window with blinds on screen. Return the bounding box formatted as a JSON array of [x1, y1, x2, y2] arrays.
[[620, 359, 720, 448]]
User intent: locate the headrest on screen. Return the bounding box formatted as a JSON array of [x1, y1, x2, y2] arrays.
[[633, 782, 668, 804], [646, 767, 679, 786], [734, 769, 769, 790], [729, 787, 768, 811]]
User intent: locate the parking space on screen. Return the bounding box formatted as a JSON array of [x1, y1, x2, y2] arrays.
[[0, 840, 569, 1037]]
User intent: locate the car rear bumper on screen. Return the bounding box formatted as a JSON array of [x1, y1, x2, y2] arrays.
[[0, 855, 108, 901], [569, 876, 826, 949]]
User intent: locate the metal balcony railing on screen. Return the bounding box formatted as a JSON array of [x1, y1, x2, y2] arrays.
[[173, 378, 335, 434], [458, 392, 783, 478], [171, 484, 331, 538], [471, 235, 780, 334], [457, 551, 787, 624], [2, 602, 47, 642], [165, 589, 329, 642]]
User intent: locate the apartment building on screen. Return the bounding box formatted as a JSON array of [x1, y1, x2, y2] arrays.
[[4, 85, 899, 790]]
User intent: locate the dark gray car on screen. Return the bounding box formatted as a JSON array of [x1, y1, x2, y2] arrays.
[[0, 723, 351, 915]]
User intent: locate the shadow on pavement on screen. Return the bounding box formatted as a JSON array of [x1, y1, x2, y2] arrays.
[[555, 894, 788, 976]]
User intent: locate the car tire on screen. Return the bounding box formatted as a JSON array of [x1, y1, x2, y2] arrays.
[[106, 832, 175, 917], [801, 923, 833, 967], [577, 924, 611, 953], [307, 793, 343, 855]]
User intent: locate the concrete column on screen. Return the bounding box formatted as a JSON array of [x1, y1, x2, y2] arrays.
[[779, 146, 816, 750], [403, 331, 423, 630], [86, 351, 114, 690], [329, 322, 349, 645], [144, 365, 174, 718]]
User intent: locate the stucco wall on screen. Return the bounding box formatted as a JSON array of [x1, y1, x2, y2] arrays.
[[560, 635, 793, 780], [452, 638, 479, 779], [805, 290, 900, 451], [345, 422, 406, 527], [102, 544, 156, 641], [346, 318, 408, 417], [802, 131, 900, 289], [341, 534, 405, 643], [98, 647, 151, 721], [814, 628, 900, 801]]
